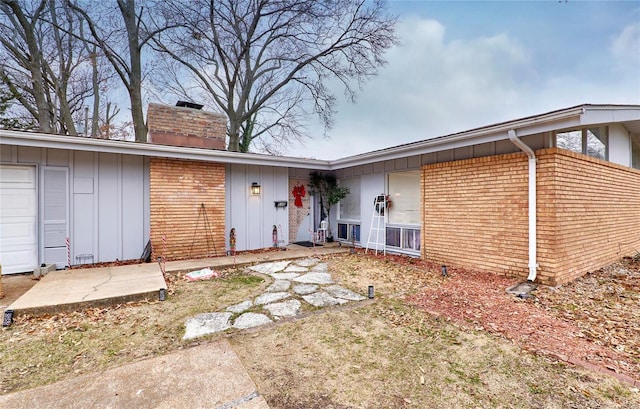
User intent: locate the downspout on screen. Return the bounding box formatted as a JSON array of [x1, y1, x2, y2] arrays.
[[508, 130, 538, 282]]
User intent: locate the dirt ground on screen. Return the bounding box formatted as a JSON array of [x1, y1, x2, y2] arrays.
[[0, 274, 37, 309], [1, 253, 639, 408]]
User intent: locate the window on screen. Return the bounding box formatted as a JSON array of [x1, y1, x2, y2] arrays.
[[632, 135, 640, 170], [387, 171, 420, 225], [338, 223, 360, 242], [338, 177, 360, 220], [386, 170, 421, 253], [385, 226, 420, 251], [556, 127, 608, 160]]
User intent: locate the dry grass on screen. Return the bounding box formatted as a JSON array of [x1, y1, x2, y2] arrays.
[[1, 253, 639, 408], [0, 269, 267, 393]]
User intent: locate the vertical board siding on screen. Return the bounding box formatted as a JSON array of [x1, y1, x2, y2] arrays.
[[97, 153, 120, 261], [121, 155, 145, 260], [149, 158, 226, 260], [226, 163, 290, 251]]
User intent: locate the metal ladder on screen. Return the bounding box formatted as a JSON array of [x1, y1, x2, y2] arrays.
[[365, 194, 387, 255]]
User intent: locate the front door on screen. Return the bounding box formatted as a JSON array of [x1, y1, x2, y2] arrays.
[[42, 167, 69, 269]]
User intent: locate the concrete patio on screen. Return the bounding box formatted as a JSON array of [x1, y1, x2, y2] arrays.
[[4, 243, 349, 318]]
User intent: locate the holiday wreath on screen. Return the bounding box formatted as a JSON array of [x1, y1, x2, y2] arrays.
[[374, 194, 392, 215]]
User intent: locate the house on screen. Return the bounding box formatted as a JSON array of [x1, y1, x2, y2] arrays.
[[1, 103, 640, 286]]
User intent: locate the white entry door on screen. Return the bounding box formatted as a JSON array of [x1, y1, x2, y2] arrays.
[[0, 165, 37, 274], [42, 167, 69, 269]]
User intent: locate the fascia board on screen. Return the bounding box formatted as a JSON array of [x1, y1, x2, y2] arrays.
[[0, 130, 331, 170], [329, 109, 587, 169], [579, 108, 640, 126]]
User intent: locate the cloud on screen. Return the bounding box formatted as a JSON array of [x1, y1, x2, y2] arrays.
[[294, 16, 533, 158], [291, 14, 639, 160], [611, 21, 640, 74]]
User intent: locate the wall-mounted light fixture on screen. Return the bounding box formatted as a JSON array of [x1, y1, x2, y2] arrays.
[[250, 182, 261, 195]]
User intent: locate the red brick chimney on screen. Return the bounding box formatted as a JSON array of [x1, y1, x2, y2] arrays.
[[146, 102, 227, 150]]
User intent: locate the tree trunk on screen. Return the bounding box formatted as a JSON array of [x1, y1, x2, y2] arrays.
[[5, 0, 53, 133], [90, 49, 100, 137], [119, 0, 147, 142], [227, 119, 240, 151]]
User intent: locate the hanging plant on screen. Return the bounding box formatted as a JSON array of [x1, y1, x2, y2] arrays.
[[374, 194, 392, 215]]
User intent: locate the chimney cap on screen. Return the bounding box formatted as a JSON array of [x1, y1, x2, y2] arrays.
[[176, 100, 204, 110]]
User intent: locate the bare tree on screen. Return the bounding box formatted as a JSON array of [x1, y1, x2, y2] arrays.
[[152, 0, 397, 152], [0, 0, 95, 134], [68, 0, 157, 142]]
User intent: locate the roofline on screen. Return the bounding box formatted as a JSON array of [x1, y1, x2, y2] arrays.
[[2, 104, 639, 171], [329, 105, 589, 168], [0, 129, 332, 170]]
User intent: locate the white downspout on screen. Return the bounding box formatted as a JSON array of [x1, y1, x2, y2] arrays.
[[508, 129, 538, 282]]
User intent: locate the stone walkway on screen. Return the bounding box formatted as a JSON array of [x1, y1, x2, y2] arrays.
[[183, 258, 366, 340]]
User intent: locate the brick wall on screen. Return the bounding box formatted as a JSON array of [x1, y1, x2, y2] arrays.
[[422, 152, 530, 280], [149, 158, 226, 260], [537, 148, 640, 285], [147, 103, 227, 149], [422, 148, 640, 286]]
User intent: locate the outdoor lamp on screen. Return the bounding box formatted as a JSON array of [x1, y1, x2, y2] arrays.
[[441, 265, 447, 277], [250, 182, 261, 195]]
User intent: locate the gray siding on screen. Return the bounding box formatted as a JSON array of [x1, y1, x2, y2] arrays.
[[2, 146, 146, 267], [226, 164, 289, 251]]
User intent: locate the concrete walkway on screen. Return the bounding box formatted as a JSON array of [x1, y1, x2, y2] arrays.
[[6, 244, 348, 317], [1, 244, 352, 408], [0, 339, 269, 409]]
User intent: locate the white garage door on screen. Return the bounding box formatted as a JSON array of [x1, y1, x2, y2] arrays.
[[0, 165, 37, 274]]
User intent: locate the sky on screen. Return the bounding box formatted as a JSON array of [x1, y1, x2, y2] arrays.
[[289, 0, 640, 160]]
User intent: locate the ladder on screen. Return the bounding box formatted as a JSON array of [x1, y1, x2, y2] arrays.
[[365, 194, 387, 255]]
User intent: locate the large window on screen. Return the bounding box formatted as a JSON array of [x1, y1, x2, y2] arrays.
[[387, 171, 420, 225], [337, 177, 361, 243], [386, 171, 420, 253], [556, 127, 608, 160], [338, 177, 360, 220]]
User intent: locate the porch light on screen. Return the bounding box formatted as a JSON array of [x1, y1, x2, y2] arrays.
[[250, 182, 261, 195]]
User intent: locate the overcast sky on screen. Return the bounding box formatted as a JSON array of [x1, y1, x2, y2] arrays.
[[289, 0, 640, 160]]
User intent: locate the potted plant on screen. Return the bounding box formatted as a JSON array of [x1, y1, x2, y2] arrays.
[[308, 171, 349, 242]]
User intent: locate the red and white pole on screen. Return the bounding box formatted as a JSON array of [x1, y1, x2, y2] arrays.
[[66, 237, 71, 268]]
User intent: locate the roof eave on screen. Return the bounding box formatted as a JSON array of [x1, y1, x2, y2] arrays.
[[0, 130, 331, 170]]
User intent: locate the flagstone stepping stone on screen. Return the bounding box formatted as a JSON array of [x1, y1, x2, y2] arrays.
[[263, 299, 301, 318], [267, 279, 291, 292], [284, 265, 308, 273], [325, 285, 366, 301], [233, 312, 273, 329], [226, 300, 253, 314], [294, 258, 319, 267], [302, 292, 348, 307], [293, 284, 319, 295], [271, 272, 301, 280], [255, 291, 290, 305], [248, 261, 291, 275], [310, 263, 329, 272], [293, 272, 334, 285], [183, 312, 232, 340]]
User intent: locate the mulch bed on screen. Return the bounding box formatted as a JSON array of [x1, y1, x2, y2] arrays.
[[407, 262, 640, 385]]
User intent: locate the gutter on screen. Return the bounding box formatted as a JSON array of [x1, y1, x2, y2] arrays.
[[508, 129, 538, 282]]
